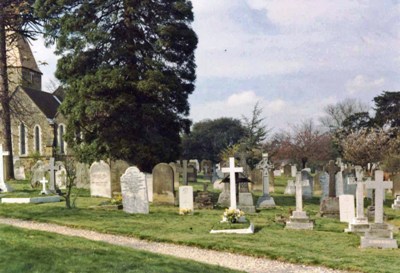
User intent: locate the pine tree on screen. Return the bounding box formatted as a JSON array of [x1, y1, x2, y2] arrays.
[[35, 0, 197, 171]]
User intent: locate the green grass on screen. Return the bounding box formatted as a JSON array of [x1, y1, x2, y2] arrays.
[[0, 176, 399, 273], [0, 224, 242, 273]]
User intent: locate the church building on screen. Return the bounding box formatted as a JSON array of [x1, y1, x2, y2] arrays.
[[2, 35, 66, 166]]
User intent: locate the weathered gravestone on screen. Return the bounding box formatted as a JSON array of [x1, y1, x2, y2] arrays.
[[152, 163, 175, 205], [0, 145, 12, 192], [273, 169, 282, 177], [345, 181, 369, 233], [250, 168, 262, 191], [110, 160, 128, 193], [179, 186, 194, 214], [13, 159, 26, 180], [75, 162, 90, 189], [284, 180, 295, 195], [90, 160, 112, 198], [187, 165, 197, 183], [189, 159, 200, 172], [217, 182, 230, 207], [283, 164, 291, 176], [335, 170, 344, 196], [285, 172, 313, 230], [320, 160, 340, 218], [201, 160, 212, 177], [343, 168, 357, 196], [319, 171, 329, 199], [361, 170, 397, 249], [31, 160, 46, 188], [301, 169, 313, 199], [339, 195, 355, 223], [169, 162, 181, 190], [55, 161, 67, 189], [313, 172, 321, 193], [120, 166, 149, 214]]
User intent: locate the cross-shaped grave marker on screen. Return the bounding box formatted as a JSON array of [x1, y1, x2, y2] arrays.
[[222, 157, 243, 209], [40, 177, 49, 195], [365, 170, 392, 224], [325, 160, 340, 197], [46, 157, 61, 191], [294, 172, 310, 213]]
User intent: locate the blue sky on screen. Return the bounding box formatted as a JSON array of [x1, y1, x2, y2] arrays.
[[32, 0, 400, 132]]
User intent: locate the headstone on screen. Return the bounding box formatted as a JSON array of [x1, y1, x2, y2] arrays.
[[75, 162, 90, 189], [392, 173, 400, 197], [354, 165, 364, 181], [55, 161, 67, 189], [39, 177, 49, 195], [179, 186, 193, 214], [169, 162, 181, 189], [284, 180, 295, 195], [120, 166, 149, 214], [343, 169, 357, 196], [326, 160, 340, 197], [189, 159, 200, 172], [301, 169, 313, 199], [313, 172, 321, 192], [361, 170, 397, 249], [221, 157, 243, 209], [250, 168, 262, 191], [339, 195, 355, 223], [291, 165, 297, 178], [187, 165, 197, 182], [0, 145, 13, 192], [213, 179, 224, 190], [145, 173, 153, 202], [152, 163, 175, 205], [273, 169, 281, 177], [13, 159, 26, 180], [46, 157, 60, 191], [285, 172, 313, 230], [345, 181, 369, 233], [217, 182, 231, 207], [283, 164, 291, 176], [335, 171, 344, 196], [238, 192, 256, 213], [31, 160, 46, 188], [90, 160, 112, 198], [110, 160, 128, 193], [319, 172, 329, 199], [256, 153, 275, 208], [201, 160, 212, 176], [320, 160, 341, 218]]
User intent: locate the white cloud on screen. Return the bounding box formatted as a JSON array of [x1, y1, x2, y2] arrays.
[[227, 90, 259, 106], [346, 75, 385, 95]]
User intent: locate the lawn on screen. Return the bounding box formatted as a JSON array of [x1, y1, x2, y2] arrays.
[[0, 224, 242, 273], [0, 175, 399, 273]]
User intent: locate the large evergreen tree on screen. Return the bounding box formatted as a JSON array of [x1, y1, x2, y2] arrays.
[[35, 0, 197, 171]]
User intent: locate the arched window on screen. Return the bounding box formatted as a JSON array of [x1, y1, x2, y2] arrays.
[[58, 124, 66, 154], [19, 123, 27, 155], [34, 125, 41, 154]]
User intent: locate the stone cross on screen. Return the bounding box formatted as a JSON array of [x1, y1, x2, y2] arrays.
[[40, 177, 49, 195], [294, 172, 309, 212], [365, 170, 392, 224], [222, 157, 243, 209], [325, 160, 340, 197], [46, 157, 61, 191], [257, 153, 273, 197]]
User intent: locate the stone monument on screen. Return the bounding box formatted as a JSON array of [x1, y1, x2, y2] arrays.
[[90, 160, 112, 198], [152, 163, 175, 205], [120, 166, 149, 214], [256, 153, 275, 208]]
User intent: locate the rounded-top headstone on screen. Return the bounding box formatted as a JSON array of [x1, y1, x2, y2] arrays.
[[152, 163, 174, 204]]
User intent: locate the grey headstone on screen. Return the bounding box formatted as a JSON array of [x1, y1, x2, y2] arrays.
[[75, 162, 90, 189], [14, 159, 26, 180], [120, 166, 149, 214], [152, 163, 175, 204], [31, 160, 45, 187], [301, 170, 313, 199]]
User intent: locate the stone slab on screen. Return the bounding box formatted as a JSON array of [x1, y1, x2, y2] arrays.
[[1, 196, 61, 204], [210, 223, 254, 234]]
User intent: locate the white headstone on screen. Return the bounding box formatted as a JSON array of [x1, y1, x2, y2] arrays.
[[335, 171, 344, 196], [179, 186, 193, 213], [365, 170, 392, 224], [145, 173, 153, 202], [339, 195, 355, 223], [273, 169, 281, 177], [284, 180, 295, 195], [90, 160, 112, 198], [221, 157, 243, 210], [120, 166, 149, 214]]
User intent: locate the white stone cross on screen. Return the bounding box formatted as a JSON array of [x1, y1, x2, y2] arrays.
[[365, 170, 392, 224], [294, 172, 309, 212], [40, 177, 49, 195], [222, 157, 243, 209]]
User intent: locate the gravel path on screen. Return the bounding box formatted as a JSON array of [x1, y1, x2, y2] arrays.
[[0, 217, 357, 273]]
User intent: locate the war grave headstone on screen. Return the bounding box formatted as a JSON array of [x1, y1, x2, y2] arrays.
[[13, 159, 26, 180], [152, 163, 175, 205], [0, 145, 13, 192], [339, 195, 355, 223], [301, 169, 313, 199], [320, 160, 340, 218], [284, 180, 295, 195], [285, 172, 313, 230], [75, 162, 90, 189], [256, 153, 275, 208], [187, 164, 197, 183], [55, 161, 67, 189], [120, 166, 149, 214], [361, 170, 397, 249], [31, 160, 46, 188], [179, 186, 194, 214], [145, 173, 153, 202], [345, 181, 369, 233], [110, 160, 129, 193], [291, 165, 297, 178], [90, 160, 112, 198]]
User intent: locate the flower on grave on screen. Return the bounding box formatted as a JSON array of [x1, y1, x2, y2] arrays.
[[179, 208, 192, 215], [111, 193, 122, 205], [222, 208, 245, 223]]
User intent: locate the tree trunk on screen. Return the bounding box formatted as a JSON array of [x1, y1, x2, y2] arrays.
[[0, 7, 15, 180]]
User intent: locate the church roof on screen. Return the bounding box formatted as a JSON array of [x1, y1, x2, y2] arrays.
[[21, 87, 61, 119], [7, 35, 42, 74]]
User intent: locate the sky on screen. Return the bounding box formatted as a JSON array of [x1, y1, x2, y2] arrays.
[[31, 0, 400, 133]]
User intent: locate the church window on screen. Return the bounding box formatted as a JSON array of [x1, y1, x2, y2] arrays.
[[58, 124, 66, 154], [19, 123, 27, 155], [34, 125, 41, 154]]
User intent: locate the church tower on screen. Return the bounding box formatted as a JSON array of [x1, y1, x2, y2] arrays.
[[7, 35, 42, 92]]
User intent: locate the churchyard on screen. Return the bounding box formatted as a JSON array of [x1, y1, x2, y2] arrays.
[[0, 163, 399, 273]]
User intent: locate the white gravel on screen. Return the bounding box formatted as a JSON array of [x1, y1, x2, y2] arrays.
[[0, 217, 358, 273]]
